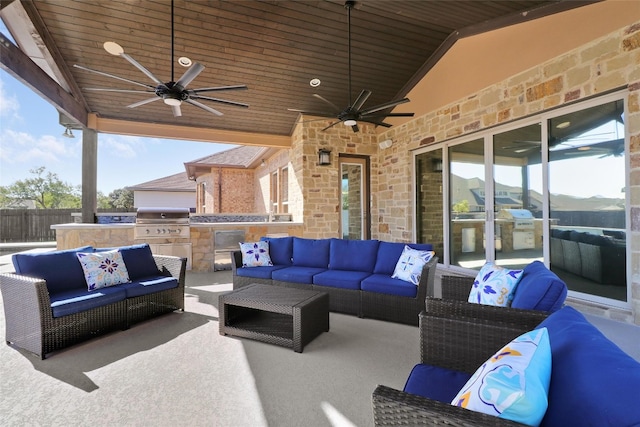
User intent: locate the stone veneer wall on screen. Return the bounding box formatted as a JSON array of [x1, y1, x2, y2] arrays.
[[374, 22, 640, 323]]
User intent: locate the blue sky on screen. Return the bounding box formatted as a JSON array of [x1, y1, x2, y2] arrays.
[[0, 21, 233, 195]]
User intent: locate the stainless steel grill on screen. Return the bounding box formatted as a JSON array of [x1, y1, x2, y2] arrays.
[[134, 207, 191, 240]]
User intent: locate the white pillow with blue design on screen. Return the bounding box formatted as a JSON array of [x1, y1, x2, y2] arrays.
[[77, 250, 131, 291], [239, 241, 273, 267], [391, 245, 435, 285], [468, 262, 523, 307], [451, 327, 551, 427]]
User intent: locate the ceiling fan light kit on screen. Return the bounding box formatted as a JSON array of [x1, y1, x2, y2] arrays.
[[288, 0, 414, 133], [75, 0, 248, 118]]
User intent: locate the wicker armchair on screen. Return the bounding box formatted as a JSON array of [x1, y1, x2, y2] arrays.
[[426, 262, 567, 326], [372, 310, 548, 426]]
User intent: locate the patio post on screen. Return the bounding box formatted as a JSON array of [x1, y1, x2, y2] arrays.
[[81, 128, 97, 223]]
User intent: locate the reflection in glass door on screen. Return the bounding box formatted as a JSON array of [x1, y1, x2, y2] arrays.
[[492, 123, 543, 269], [340, 157, 369, 240], [449, 138, 485, 269]]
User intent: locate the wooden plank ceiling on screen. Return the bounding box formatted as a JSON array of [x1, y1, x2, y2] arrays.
[[9, 0, 586, 137]]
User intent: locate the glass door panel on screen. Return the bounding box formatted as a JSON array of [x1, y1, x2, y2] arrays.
[[449, 139, 485, 269], [492, 123, 544, 269], [415, 149, 444, 257], [340, 157, 369, 240], [548, 99, 627, 301]]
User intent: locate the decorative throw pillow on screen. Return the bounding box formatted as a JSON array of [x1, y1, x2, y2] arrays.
[[451, 328, 551, 427], [391, 245, 435, 285], [77, 250, 130, 291], [468, 262, 523, 306], [239, 241, 273, 267]]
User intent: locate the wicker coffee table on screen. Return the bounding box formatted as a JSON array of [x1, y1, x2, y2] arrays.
[[219, 283, 329, 353]]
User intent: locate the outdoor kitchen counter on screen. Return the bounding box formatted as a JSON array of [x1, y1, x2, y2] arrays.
[[52, 221, 304, 272]]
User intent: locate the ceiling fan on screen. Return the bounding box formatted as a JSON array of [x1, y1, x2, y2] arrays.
[[288, 0, 414, 132], [73, 0, 248, 117]]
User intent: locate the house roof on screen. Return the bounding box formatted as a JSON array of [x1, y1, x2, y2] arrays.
[[0, 0, 593, 144], [184, 145, 276, 179], [127, 171, 195, 192]]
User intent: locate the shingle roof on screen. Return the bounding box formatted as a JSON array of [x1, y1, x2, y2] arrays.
[[187, 145, 269, 168], [127, 172, 195, 192]]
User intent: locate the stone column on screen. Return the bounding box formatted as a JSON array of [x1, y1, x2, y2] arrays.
[[81, 128, 98, 223]]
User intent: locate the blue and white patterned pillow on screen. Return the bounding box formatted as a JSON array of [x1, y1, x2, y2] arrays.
[[451, 328, 551, 427], [77, 250, 130, 291], [468, 262, 523, 306], [239, 241, 273, 267], [391, 245, 435, 285]]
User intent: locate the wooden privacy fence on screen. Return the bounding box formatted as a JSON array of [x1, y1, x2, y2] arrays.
[[0, 209, 133, 243]]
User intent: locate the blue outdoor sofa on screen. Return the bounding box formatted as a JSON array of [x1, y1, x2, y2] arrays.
[[231, 236, 438, 325], [0, 243, 186, 359]]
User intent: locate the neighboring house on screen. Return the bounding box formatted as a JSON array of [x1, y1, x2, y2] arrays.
[[184, 145, 282, 214], [127, 172, 196, 210]]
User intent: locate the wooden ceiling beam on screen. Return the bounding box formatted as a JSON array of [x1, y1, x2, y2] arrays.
[[87, 114, 292, 148]]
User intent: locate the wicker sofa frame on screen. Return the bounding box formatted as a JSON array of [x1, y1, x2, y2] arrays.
[[372, 310, 548, 426], [0, 255, 186, 359], [232, 250, 438, 325]]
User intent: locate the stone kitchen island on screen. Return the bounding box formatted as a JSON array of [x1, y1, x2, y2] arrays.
[[52, 218, 303, 272]]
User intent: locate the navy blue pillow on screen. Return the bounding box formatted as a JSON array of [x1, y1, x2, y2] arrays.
[[373, 242, 434, 275], [118, 244, 161, 280], [260, 236, 293, 265], [403, 364, 471, 403], [511, 261, 567, 312], [12, 246, 93, 294], [536, 307, 640, 427], [292, 237, 330, 268], [329, 238, 379, 272]]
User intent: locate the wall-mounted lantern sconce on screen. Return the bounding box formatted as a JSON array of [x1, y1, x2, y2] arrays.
[[318, 149, 331, 166], [433, 158, 443, 172]]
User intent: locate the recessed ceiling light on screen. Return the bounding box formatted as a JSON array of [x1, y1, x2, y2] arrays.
[[310, 78, 321, 87], [178, 56, 192, 67], [556, 121, 571, 129], [577, 146, 591, 151]]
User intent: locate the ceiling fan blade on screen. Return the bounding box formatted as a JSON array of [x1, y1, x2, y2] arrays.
[[190, 85, 248, 94], [127, 97, 161, 108], [185, 99, 223, 116], [313, 94, 341, 112], [73, 64, 155, 89], [360, 98, 410, 115], [321, 120, 342, 131], [351, 90, 372, 111], [359, 118, 393, 127], [351, 123, 359, 133], [118, 52, 164, 86], [83, 88, 155, 94], [171, 105, 182, 117], [190, 95, 249, 108], [174, 63, 205, 91], [287, 108, 336, 117]]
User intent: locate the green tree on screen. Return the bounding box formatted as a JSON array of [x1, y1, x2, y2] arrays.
[[452, 199, 470, 213], [109, 188, 134, 209], [97, 191, 112, 209], [2, 166, 80, 208]]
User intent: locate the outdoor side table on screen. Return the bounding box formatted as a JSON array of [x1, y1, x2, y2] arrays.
[[219, 283, 329, 353]]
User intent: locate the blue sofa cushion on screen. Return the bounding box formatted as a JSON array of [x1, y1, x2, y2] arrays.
[[12, 246, 94, 294], [403, 364, 472, 403], [260, 236, 293, 266], [373, 242, 434, 275], [119, 276, 178, 298], [313, 269, 370, 290], [50, 286, 126, 318], [536, 306, 640, 427], [292, 237, 330, 268], [361, 274, 418, 298], [117, 244, 161, 281], [511, 261, 567, 312], [329, 239, 379, 272], [271, 266, 325, 284], [236, 265, 288, 280]]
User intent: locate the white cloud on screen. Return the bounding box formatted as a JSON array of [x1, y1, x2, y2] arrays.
[[0, 129, 79, 163], [100, 134, 147, 159], [0, 77, 21, 120]]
